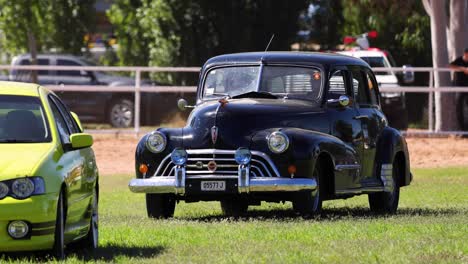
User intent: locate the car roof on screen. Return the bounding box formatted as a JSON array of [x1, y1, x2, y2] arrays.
[[203, 51, 370, 68], [336, 50, 385, 58], [0, 81, 41, 97]]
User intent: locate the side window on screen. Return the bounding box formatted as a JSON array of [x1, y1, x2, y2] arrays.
[[327, 70, 347, 100], [57, 59, 84, 77], [48, 98, 71, 144], [20, 58, 50, 75], [50, 96, 80, 134], [351, 69, 370, 105], [365, 72, 379, 106]]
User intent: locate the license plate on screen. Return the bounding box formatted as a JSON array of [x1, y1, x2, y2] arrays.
[[201, 181, 226, 191]]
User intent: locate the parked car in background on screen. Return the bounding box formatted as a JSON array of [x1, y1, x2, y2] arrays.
[[129, 52, 412, 218], [0, 81, 99, 258], [337, 49, 414, 130], [9, 54, 195, 128]]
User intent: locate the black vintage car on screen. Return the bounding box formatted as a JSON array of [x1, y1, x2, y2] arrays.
[[129, 52, 412, 218]]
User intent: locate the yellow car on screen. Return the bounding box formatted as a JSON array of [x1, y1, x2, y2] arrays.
[[0, 81, 99, 258]]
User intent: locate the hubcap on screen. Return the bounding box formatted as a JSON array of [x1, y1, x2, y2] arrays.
[[111, 103, 132, 127]]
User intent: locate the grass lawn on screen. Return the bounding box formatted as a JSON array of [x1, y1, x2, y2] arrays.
[[1, 167, 467, 263]]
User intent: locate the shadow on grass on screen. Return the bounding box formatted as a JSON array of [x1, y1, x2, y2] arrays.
[[0, 244, 165, 263], [177, 207, 462, 222]]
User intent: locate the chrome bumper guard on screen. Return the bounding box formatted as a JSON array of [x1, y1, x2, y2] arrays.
[[129, 164, 317, 194]]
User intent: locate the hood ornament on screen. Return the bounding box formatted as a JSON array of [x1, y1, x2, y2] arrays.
[[211, 126, 218, 144]]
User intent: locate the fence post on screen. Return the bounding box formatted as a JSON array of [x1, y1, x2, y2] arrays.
[[428, 70, 434, 131], [135, 70, 141, 135]]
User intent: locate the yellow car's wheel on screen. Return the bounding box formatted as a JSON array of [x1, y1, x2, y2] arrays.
[[53, 191, 65, 259], [79, 187, 99, 250]]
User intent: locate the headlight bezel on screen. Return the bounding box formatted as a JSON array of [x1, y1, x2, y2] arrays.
[[267, 131, 290, 154], [146, 131, 167, 154], [0, 177, 46, 200]]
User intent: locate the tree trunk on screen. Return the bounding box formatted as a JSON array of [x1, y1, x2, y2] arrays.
[[447, 0, 467, 61], [424, 0, 457, 131], [27, 31, 38, 84]]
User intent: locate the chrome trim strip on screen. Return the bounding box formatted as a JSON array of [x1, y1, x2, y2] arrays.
[[380, 163, 394, 192], [251, 159, 273, 177], [251, 150, 281, 177], [335, 164, 361, 171], [186, 170, 237, 174], [154, 154, 171, 176], [186, 175, 238, 179]]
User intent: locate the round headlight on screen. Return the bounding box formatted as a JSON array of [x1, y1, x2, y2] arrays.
[[171, 148, 188, 166], [11, 178, 35, 199], [146, 131, 167, 153], [235, 148, 252, 165], [267, 131, 289, 154], [8, 220, 29, 239], [0, 182, 9, 199]]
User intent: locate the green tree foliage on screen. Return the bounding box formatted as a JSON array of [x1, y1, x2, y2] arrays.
[[340, 0, 431, 67], [0, 0, 95, 59], [301, 0, 344, 49], [50, 0, 95, 55], [107, 0, 309, 68]]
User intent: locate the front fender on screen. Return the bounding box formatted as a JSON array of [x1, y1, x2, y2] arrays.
[[250, 128, 358, 179], [135, 127, 184, 178]]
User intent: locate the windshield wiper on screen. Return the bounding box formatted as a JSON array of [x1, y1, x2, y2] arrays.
[[206, 93, 231, 98], [0, 139, 38, 143], [231, 91, 278, 99]]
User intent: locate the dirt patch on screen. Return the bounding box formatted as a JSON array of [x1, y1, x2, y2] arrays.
[[405, 137, 468, 168], [92, 134, 468, 175]]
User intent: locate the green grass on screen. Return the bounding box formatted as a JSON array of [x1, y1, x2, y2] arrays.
[[1, 168, 467, 263]]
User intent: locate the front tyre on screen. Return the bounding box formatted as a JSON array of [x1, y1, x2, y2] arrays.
[[53, 191, 66, 259], [146, 194, 176, 219], [292, 163, 322, 217], [368, 160, 401, 214]]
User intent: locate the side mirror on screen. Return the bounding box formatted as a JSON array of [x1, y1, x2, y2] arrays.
[[70, 133, 93, 149], [177, 98, 194, 111], [402, 65, 414, 84], [327, 95, 350, 108], [70, 112, 83, 132]]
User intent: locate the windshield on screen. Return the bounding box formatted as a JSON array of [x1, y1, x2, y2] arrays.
[[360, 56, 391, 75], [0, 95, 51, 143], [203, 66, 322, 102]]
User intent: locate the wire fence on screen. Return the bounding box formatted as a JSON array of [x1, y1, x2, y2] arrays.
[[0, 65, 467, 136]]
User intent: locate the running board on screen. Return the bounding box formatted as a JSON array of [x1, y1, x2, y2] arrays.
[[335, 185, 384, 195]]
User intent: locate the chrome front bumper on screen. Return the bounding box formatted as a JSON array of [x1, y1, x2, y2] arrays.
[[129, 165, 317, 195]]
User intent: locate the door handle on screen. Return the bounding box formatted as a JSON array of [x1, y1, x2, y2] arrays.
[[354, 115, 369, 120]]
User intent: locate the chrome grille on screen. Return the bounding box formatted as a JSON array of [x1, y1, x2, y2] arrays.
[[153, 149, 280, 178]]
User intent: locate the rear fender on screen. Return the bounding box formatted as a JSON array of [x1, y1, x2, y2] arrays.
[[375, 127, 411, 186]]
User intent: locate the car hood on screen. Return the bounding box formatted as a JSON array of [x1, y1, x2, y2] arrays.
[[0, 143, 53, 179], [376, 74, 399, 86], [183, 98, 325, 149]]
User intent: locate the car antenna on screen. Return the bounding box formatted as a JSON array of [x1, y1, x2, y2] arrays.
[[264, 34, 275, 52]]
